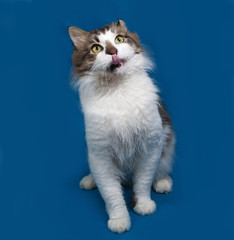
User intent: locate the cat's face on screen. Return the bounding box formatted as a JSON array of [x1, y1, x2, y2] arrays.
[[68, 20, 142, 77]]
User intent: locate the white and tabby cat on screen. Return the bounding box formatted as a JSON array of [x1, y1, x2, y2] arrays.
[[68, 20, 175, 233]]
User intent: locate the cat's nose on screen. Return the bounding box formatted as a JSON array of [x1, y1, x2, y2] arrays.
[[106, 48, 118, 55], [105, 40, 118, 55], [109, 49, 117, 55]]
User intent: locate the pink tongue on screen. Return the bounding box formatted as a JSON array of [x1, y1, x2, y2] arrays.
[[112, 55, 121, 65]]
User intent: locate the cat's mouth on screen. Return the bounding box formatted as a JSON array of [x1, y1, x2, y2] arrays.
[[110, 55, 124, 71]]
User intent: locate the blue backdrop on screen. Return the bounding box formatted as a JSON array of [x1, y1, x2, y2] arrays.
[[0, 0, 233, 239]]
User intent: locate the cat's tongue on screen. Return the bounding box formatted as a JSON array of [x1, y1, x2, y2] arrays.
[[112, 55, 122, 65]]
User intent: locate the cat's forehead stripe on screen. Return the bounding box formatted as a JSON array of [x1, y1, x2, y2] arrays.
[[94, 36, 100, 42]]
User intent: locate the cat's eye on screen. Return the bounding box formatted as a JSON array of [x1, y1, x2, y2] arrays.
[[115, 36, 124, 44], [92, 45, 103, 53]]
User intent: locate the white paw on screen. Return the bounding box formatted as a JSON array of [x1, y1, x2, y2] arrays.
[[133, 199, 156, 215], [108, 217, 131, 233], [153, 175, 173, 194], [79, 174, 97, 190]]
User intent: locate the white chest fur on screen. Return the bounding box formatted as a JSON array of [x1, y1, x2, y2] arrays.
[[78, 72, 162, 167]]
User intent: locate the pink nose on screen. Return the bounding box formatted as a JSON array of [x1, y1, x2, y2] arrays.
[[110, 49, 117, 55]]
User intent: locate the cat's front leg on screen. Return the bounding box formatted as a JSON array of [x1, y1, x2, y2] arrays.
[[133, 146, 162, 216], [88, 152, 130, 233]]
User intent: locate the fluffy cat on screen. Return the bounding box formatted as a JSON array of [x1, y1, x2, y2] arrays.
[[68, 20, 175, 233]]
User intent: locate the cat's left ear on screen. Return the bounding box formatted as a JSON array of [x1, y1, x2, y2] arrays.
[[68, 26, 89, 49], [117, 19, 127, 31]]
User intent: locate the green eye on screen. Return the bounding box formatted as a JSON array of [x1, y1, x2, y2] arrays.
[[92, 45, 103, 53], [115, 36, 124, 44]]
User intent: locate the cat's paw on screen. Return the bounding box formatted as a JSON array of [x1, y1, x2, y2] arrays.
[[133, 199, 156, 215], [79, 174, 97, 190], [153, 175, 172, 194], [108, 216, 131, 233]]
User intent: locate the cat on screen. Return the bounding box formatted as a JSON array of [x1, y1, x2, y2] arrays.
[[68, 20, 175, 233]]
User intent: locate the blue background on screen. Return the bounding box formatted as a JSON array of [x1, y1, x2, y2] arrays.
[[0, 0, 233, 239]]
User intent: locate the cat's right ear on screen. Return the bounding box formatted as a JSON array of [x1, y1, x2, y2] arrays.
[[68, 26, 89, 48]]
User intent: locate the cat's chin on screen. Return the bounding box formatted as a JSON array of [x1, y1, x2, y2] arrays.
[[110, 60, 125, 72]]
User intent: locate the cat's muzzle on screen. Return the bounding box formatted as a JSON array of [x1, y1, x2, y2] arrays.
[[110, 54, 124, 71]]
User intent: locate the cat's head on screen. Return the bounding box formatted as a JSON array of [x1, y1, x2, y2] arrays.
[[68, 20, 149, 78]]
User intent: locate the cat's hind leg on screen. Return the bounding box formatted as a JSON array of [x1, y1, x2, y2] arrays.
[[152, 131, 175, 194], [153, 175, 173, 194], [80, 173, 97, 190]]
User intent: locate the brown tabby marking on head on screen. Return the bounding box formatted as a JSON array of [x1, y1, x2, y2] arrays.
[[68, 20, 142, 76], [127, 32, 141, 53], [69, 27, 99, 76], [94, 36, 100, 42]]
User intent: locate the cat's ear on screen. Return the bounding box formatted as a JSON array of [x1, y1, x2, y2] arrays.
[[68, 26, 89, 49], [117, 19, 127, 31]]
